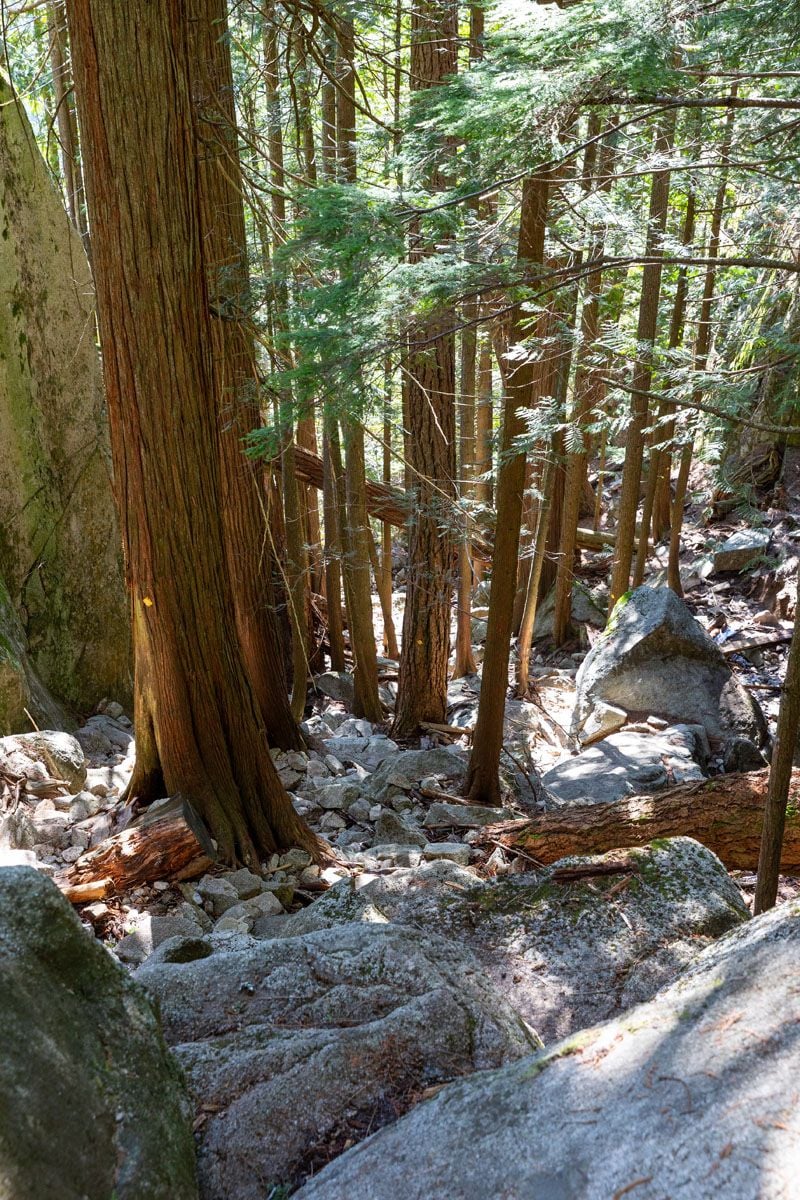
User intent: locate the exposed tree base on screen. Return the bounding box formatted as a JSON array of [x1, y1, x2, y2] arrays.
[[55, 796, 215, 902], [477, 769, 800, 874]]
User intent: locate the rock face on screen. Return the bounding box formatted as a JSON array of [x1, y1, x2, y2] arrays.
[[0, 576, 67, 733], [137, 922, 535, 1198], [573, 586, 768, 750], [259, 839, 748, 1043], [0, 867, 197, 1200], [294, 898, 800, 1200], [0, 74, 129, 722], [543, 726, 707, 806]]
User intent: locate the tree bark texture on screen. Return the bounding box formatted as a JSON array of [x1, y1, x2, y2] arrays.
[[609, 113, 676, 606], [56, 796, 214, 902], [755, 561, 800, 911], [552, 126, 615, 645], [189, 0, 302, 750], [667, 100, 737, 593], [342, 419, 383, 721], [47, 1, 87, 238], [332, 19, 381, 720], [394, 0, 458, 736], [321, 419, 346, 670], [453, 310, 479, 678], [466, 174, 549, 803], [477, 771, 800, 874], [66, 0, 321, 865]]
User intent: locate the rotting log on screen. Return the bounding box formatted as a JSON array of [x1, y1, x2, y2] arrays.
[[56, 795, 214, 903], [476, 769, 800, 874]]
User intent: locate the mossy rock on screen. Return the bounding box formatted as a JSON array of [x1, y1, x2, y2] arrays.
[[0, 868, 197, 1199], [0, 573, 68, 733], [272, 839, 749, 1044], [0, 73, 130, 714]]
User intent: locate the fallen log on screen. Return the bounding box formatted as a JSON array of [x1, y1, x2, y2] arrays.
[[291, 445, 411, 529], [288, 446, 611, 562], [55, 795, 214, 903], [721, 631, 793, 655], [476, 769, 800, 874]]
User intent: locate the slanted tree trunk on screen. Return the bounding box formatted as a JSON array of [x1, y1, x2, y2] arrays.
[[368, 525, 399, 662], [477, 771, 800, 874], [66, 0, 322, 864], [609, 113, 676, 606], [466, 174, 549, 804], [394, 0, 458, 736], [755, 561, 800, 911], [47, 2, 87, 238], [189, 0, 303, 750]]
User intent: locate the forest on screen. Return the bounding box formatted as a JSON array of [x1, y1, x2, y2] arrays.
[[1, 0, 800, 1196]]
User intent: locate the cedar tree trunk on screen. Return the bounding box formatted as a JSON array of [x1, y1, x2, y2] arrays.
[[190, 0, 303, 750], [67, 0, 321, 864], [465, 174, 549, 803], [394, 0, 458, 735]]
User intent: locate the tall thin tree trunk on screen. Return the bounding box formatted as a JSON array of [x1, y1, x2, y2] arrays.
[[667, 98, 737, 593], [517, 449, 556, 694], [466, 174, 549, 804], [553, 124, 615, 645], [454, 311, 479, 678], [190, 0, 303, 751], [609, 113, 676, 607], [755, 561, 800, 912], [381, 358, 397, 655], [335, 13, 382, 721], [264, 5, 312, 717], [394, 0, 458, 736], [450, 0, 486, 675], [474, 333, 494, 581], [342, 419, 383, 721], [66, 0, 321, 863], [47, 1, 87, 238], [633, 184, 697, 584], [322, 417, 346, 671]]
